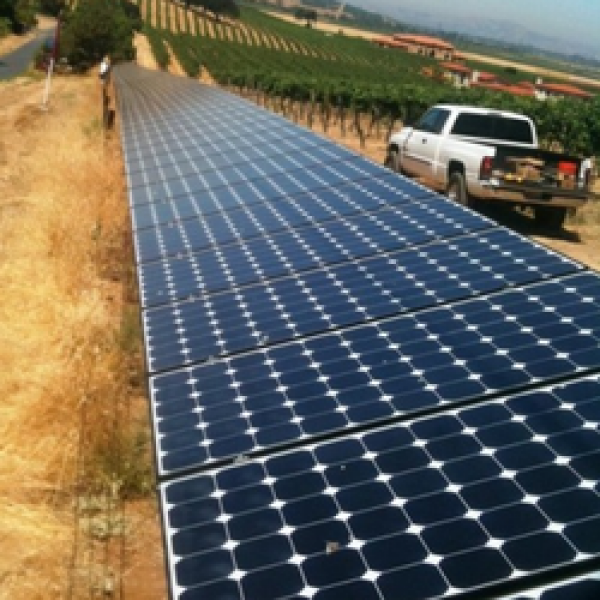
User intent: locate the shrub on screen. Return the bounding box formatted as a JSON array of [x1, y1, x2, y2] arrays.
[[0, 16, 10, 37], [39, 0, 65, 17], [60, 0, 136, 71], [13, 0, 39, 33]]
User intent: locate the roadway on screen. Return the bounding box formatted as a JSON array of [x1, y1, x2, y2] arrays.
[[0, 28, 54, 80]]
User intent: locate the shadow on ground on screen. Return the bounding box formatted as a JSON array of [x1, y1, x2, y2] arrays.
[[474, 202, 581, 243]]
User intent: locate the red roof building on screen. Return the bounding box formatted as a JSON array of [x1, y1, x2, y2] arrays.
[[535, 82, 593, 101], [373, 33, 457, 61], [440, 62, 473, 87], [471, 82, 536, 97]]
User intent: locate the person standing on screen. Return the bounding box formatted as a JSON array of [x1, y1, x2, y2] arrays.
[[99, 55, 111, 85]]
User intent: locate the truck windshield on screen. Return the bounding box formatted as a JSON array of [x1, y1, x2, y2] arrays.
[[451, 113, 534, 144], [414, 108, 450, 134]]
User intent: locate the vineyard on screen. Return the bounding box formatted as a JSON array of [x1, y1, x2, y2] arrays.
[[134, 0, 600, 156]]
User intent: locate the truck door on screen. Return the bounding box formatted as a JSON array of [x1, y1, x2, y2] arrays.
[[402, 108, 450, 182]]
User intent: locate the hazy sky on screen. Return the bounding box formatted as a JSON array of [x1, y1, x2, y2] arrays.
[[367, 0, 600, 54]]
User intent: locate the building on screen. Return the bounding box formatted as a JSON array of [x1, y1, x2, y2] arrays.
[[373, 33, 457, 61], [440, 62, 499, 88], [534, 82, 594, 101], [440, 62, 472, 87], [438, 65, 593, 101]]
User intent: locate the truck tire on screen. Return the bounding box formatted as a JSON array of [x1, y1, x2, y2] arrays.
[[534, 206, 567, 230], [446, 172, 471, 207]]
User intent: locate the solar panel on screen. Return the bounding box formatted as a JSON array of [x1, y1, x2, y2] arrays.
[[128, 154, 403, 207], [139, 226, 575, 309], [137, 199, 493, 312], [133, 183, 488, 264], [126, 138, 355, 191], [130, 170, 420, 232], [149, 271, 600, 475], [115, 64, 600, 600], [510, 576, 600, 599], [160, 374, 600, 600], [143, 227, 579, 369]]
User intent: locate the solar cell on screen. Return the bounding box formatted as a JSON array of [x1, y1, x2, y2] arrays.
[[160, 374, 600, 600], [130, 168, 419, 232], [137, 197, 493, 309], [149, 272, 600, 474], [124, 126, 320, 174], [133, 181, 459, 263], [128, 154, 395, 207], [143, 228, 578, 370], [126, 138, 354, 190]]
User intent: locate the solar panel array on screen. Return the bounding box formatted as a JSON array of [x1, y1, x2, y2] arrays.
[[115, 65, 600, 600]]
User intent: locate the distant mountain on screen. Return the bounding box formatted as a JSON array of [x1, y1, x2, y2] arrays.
[[367, 3, 600, 60]]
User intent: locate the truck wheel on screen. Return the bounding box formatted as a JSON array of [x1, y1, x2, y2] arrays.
[[534, 206, 567, 230], [446, 173, 471, 207]]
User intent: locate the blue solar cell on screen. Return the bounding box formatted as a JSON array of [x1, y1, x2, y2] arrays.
[[130, 170, 417, 231], [129, 154, 386, 206], [142, 229, 578, 369], [137, 199, 494, 306], [148, 273, 600, 474], [159, 374, 600, 600]]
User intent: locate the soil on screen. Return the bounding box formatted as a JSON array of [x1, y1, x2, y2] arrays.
[[134, 32, 159, 71], [122, 499, 169, 600]]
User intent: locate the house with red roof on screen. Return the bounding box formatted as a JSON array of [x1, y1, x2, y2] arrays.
[[373, 33, 458, 61], [534, 82, 594, 101], [437, 65, 592, 101], [440, 62, 473, 87], [440, 63, 500, 89]]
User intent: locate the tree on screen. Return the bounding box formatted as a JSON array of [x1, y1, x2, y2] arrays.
[[60, 0, 136, 71], [187, 0, 239, 20], [39, 0, 65, 17], [14, 0, 39, 32], [293, 7, 317, 27]]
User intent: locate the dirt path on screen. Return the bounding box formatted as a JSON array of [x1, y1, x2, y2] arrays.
[[150, 0, 158, 28], [186, 5, 196, 35], [160, 0, 167, 30], [165, 43, 185, 76], [169, 1, 179, 33], [134, 32, 159, 70]]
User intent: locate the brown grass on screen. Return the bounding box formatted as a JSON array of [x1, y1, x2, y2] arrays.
[[0, 70, 141, 599]]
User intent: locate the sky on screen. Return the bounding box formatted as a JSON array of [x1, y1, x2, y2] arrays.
[[366, 0, 600, 57]]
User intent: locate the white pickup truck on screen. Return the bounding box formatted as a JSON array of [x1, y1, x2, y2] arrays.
[[385, 104, 595, 228]]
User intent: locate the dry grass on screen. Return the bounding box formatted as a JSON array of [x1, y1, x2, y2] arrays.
[[0, 71, 135, 599]]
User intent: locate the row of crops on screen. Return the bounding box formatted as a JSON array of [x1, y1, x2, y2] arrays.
[[137, 0, 600, 155]]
